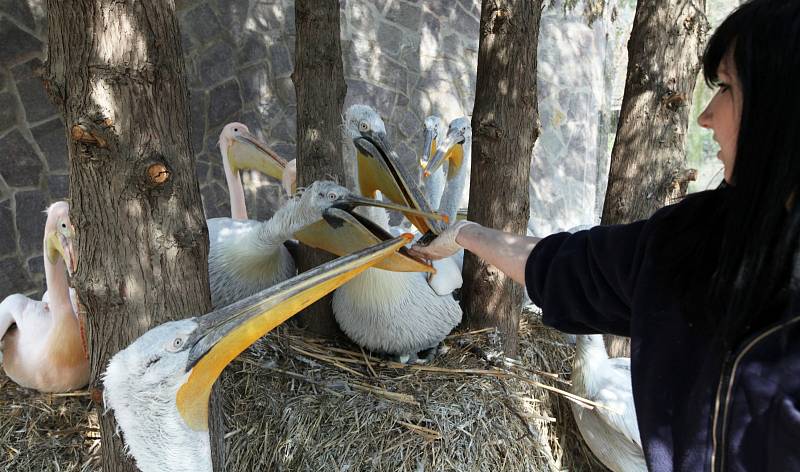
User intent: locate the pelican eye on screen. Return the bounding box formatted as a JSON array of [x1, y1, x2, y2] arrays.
[[358, 121, 369, 132], [326, 191, 339, 201], [166, 335, 188, 352]]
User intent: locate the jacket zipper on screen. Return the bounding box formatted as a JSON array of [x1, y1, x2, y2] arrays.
[[709, 316, 800, 471]]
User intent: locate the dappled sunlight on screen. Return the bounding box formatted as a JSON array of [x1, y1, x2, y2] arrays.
[[89, 78, 118, 125], [96, 8, 147, 66]]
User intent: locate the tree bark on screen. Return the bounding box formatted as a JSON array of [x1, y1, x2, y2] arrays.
[[600, 0, 707, 357], [291, 0, 347, 336], [45, 1, 221, 470], [461, 0, 542, 358]]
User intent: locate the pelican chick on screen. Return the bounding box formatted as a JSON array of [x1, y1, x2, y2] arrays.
[[0, 202, 88, 392], [571, 334, 645, 472], [103, 237, 410, 472]]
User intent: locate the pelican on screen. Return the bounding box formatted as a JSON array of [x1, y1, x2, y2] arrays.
[[571, 335, 645, 472], [207, 123, 294, 249], [0, 202, 88, 393], [420, 115, 447, 210], [103, 237, 410, 472], [326, 106, 463, 362], [209, 180, 439, 308]]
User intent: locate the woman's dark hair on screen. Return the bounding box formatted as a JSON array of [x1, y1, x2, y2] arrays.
[[662, 0, 800, 346]]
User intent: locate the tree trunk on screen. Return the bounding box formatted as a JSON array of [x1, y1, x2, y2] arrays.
[[461, 0, 542, 358], [291, 0, 347, 336], [600, 0, 707, 358], [45, 1, 222, 470]]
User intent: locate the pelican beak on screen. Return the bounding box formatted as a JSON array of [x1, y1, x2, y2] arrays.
[[228, 130, 288, 182], [46, 227, 76, 277], [353, 135, 445, 235], [175, 236, 410, 431], [332, 193, 447, 223], [420, 127, 437, 168], [423, 128, 464, 180], [295, 206, 436, 273]]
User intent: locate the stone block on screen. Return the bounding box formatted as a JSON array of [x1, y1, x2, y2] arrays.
[[31, 118, 68, 171], [0, 91, 18, 132], [201, 182, 230, 219], [0, 0, 36, 30], [398, 109, 419, 138], [239, 64, 270, 104], [208, 79, 242, 128], [385, 1, 422, 31], [422, 13, 441, 37], [0, 256, 34, 296], [27, 255, 43, 277], [0, 130, 42, 187], [273, 76, 296, 107], [454, 5, 480, 38], [189, 89, 207, 153], [269, 43, 292, 77], [0, 199, 16, 257], [183, 5, 223, 44], [10, 57, 44, 82], [16, 76, 57, 123], [216, 0, 250, 42], [15, 189, 47, 256], [198, 42, 235, 87], [377, 22, 403, 56], [238, 33, 269, 65], [195, 160, 209, 183], [0, 17, 41, 68], [47, 174, 69, 199], [272, 143, 295, 161]]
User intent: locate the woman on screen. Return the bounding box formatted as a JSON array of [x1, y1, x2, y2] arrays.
[[410, 1, 800, 470]]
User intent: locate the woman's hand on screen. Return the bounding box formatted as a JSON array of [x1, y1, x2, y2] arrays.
[[408, 220, 477, 260]]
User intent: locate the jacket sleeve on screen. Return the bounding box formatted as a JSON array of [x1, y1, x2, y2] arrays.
[[524, 219, 651, 336]]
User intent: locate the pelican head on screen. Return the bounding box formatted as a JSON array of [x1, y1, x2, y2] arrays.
[[44, 201, 76, 276], [103, 237, 410, 472], [344, 104, 388, 145], [424, 117, 471, 180], [421, 115, 446, 167], [343, 105, 445, 236], [218, 122, 288, 184], [292, 181, 442, 273]]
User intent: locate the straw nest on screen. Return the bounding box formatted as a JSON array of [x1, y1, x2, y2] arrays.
[[1, 307, 606, 471]]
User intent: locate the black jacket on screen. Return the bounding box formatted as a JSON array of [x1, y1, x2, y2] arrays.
[[525, 189, 800, 471]]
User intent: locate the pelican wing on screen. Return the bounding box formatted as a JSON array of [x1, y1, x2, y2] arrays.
[[593, 371, 642, 449]]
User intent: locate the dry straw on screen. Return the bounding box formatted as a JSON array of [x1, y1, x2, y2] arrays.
[[1, 308, 605, 471]]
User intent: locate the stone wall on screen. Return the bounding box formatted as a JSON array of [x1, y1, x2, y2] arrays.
[[0, 0, 614, 299]]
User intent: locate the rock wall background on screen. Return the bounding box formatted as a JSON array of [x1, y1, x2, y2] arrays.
[[0, 0, 623, 298]]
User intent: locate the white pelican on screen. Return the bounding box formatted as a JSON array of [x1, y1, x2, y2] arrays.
[[420, 115, 447, 211], [209, 180, 439, 308], [571, 334, 645, 472], [207, 123, 293, 248], [325, 106, 462, 362], [0, 201, 88, 392], [103, 237, 410, 472], [421, 116, 473, 294]]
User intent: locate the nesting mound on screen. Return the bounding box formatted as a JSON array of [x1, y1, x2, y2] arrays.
[[0, 308, 605, 471], [0, 379, 99, 471], [221, 307, 604, 471]]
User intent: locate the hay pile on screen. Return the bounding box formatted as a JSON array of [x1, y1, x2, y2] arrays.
[[0, 308, 606, 471]]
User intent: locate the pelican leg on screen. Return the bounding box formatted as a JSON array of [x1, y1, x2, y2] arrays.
[[416, 344, 440, 363]]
